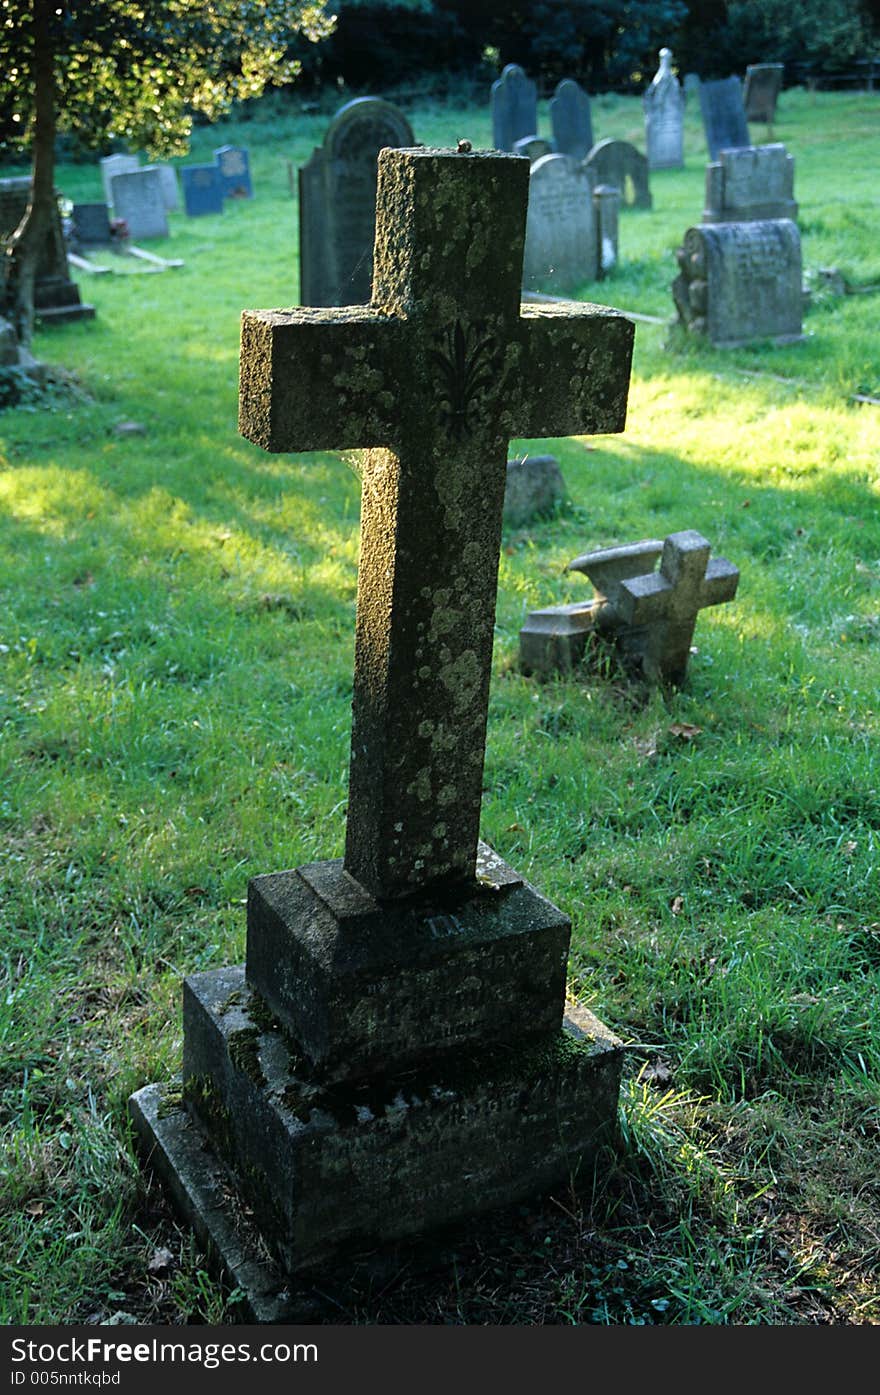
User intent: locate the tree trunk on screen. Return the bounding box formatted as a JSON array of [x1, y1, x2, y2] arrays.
[[4, 0, 56, 349]]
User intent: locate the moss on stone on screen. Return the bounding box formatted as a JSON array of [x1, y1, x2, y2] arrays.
[[227, 1027, 265, 1086]]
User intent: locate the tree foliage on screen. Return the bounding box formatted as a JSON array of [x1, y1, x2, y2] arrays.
[[1, 0, 335, 350], [0, 0, 334, 158]]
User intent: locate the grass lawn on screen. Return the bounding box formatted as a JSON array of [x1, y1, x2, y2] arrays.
[[1, 84, 879, 1325]]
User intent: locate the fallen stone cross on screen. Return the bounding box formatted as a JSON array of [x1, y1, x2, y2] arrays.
[[130, 145, 634, 1318], [520, 531, 739, 684]]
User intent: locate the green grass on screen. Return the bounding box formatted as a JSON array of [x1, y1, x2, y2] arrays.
[[1, 84, 879, 1325]]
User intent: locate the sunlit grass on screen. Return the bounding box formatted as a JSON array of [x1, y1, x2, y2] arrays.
[[1, 84, 879, 1324]]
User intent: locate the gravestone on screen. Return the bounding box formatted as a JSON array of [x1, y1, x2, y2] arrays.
[[672, 218, 803, 347], [522, 154, 615, 293], [0, 177, 94, 323], [180, 164, 224, 217], [214, 144, 253, 199], [744, 63, 784, 124], [100, 153, 139, 208], [703, 143, 797, 223], [491, 64, 539, 151], [644, 48, 684, 169], [298, 97, 414, 308], [549, 78, 594, 160], [70, 202, 112, 245], [513, 135, 552, 163], [130, 146, 634, 1317], [504, 454, 566, 526], [153, 163, 179, 212], [584, 139, 652, 209], [698, 76, 750, 159], [110, 166, 169, 239], [520, 533, 739, 683], [683, 72, 701, 103]]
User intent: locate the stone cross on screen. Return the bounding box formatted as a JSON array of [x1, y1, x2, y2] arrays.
[[614, 530, 739, 683], [240, 147, 633, 902]]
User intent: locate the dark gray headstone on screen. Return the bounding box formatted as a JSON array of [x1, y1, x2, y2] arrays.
[[744, 63, 784, 123], [110, 167, 169, 240], [491, 64, 538, 151], [71, 202, 112, 245], [584, 139, 652, 209], [644, 48, 684, 169], [181, 164, 224, 217], [214, 144, 253, 199], [703, 143, 797, 223], [549, 78, 594, 160], [698, 76, 751, 160], [673, 218, 803, 347], [298, 97, 414, 308], [131, 148, 635, 1304]]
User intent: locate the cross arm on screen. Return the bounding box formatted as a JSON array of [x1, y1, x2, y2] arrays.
[[508, 303, 634, 442], [702, 557, 740, 606], [239, 306, 398, 453]]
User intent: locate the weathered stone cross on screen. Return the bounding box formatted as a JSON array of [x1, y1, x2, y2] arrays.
[[614, 529, 739, 683], [240, 147, 633, 902]]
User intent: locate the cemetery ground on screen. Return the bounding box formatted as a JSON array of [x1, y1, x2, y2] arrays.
[[2, 85, 879, 1327]]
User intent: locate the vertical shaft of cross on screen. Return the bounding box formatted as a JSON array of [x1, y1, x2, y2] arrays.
[[342, 151, 529, 899]]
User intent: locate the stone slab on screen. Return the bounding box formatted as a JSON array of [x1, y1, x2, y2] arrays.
[[519, 603, 596, 677], [245, 843, 571, 1079], [504, 453, 566, 526], [172, 964, 624, 1276]]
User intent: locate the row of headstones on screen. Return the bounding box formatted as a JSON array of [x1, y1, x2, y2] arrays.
[[493, 57, 785, 175], [83, 145, 253, 243], [297, 96, 651, 306]]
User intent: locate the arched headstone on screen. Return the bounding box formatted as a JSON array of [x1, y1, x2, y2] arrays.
[[584, 139, 652, 210], [491, 64, 538, 151], [298, 97, 415, 307], [550, 79, 594, 161]]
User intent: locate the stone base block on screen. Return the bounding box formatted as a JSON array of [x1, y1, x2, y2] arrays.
[[35, 302, 96, 325], [518, 602, 595, 678], [246, 842, 571, 1079], [155, 964, 623, 1279]]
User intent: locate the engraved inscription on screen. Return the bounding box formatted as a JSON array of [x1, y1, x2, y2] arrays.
[[430, 320, 499, 439]]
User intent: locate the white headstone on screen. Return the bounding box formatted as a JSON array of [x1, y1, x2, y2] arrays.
[[644, 48, 684, 170], [110, 166, 169, 240], [100, 154, 140, 209]]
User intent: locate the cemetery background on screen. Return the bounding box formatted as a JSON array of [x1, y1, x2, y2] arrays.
[[1, 83, 880, 1324]]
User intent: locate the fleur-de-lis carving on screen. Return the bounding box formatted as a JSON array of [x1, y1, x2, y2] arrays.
[[430, 320, 499, 438]]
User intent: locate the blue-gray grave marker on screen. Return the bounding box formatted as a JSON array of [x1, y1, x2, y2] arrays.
[[549, 78, 594, 160], [181, 164, 225, 217], [214, 145, 253, 199], [699, 76, 750, 160], [491, 64, 538, 151]]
